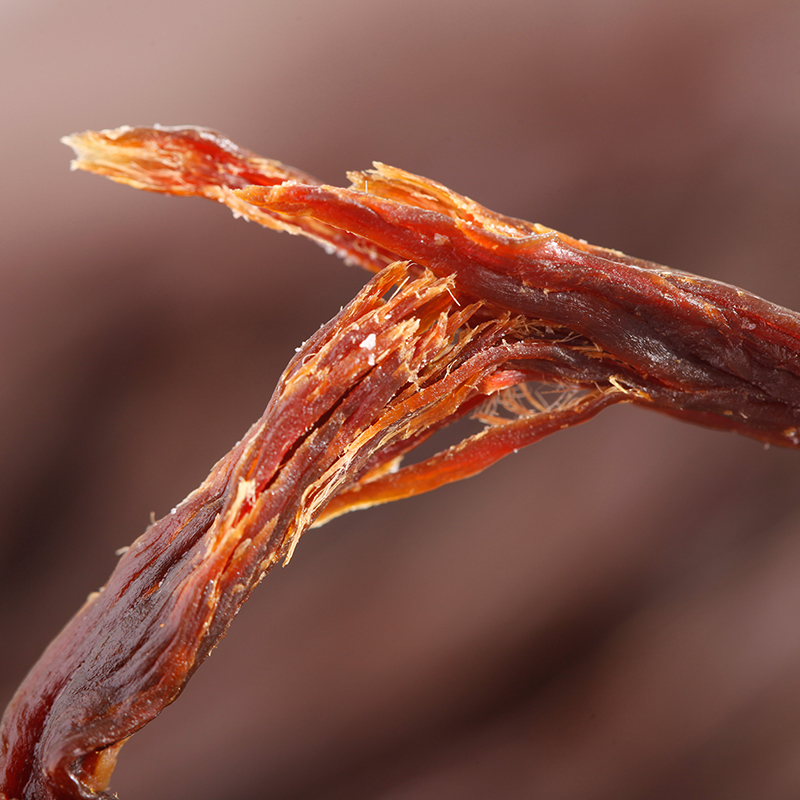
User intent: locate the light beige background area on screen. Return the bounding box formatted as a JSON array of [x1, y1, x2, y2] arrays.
[[2, 1, 800, 798]]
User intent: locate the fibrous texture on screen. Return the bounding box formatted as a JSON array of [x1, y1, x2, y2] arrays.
[[1, 126, 798, 800]]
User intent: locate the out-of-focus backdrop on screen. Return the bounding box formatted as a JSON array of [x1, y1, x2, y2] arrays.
[[2, 1, 800, 798]]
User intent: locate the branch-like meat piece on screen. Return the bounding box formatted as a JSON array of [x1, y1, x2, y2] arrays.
[[0, 262, 621, 799], [2, 125, 799, 800], [64, 126, 800, 447]]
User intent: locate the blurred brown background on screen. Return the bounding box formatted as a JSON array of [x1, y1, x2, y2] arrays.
[[2, 1, 800, 798]]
